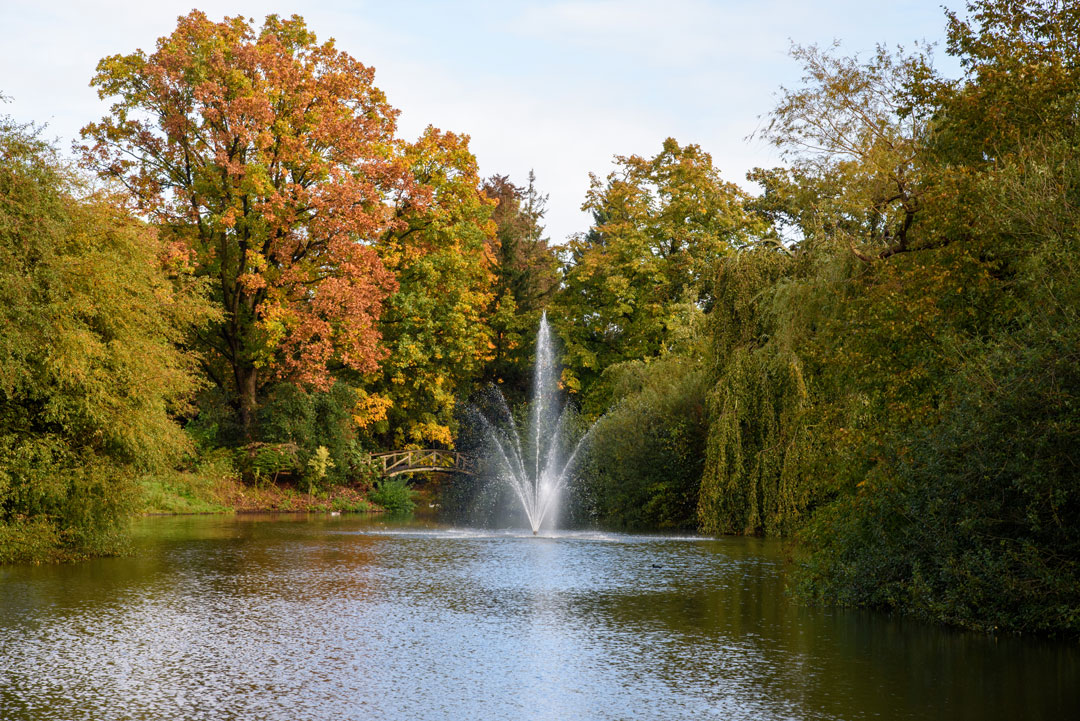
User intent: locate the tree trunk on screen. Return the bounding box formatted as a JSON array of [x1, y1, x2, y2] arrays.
[[235, 363, 258, 444]]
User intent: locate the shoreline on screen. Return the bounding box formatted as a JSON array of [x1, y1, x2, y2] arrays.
[[140, 468, 381, 516]]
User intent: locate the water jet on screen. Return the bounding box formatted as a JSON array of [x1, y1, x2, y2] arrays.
[[477, 313, 593, 534]]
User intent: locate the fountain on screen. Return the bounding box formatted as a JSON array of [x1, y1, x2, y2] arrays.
[[477, 312, 592, 534]]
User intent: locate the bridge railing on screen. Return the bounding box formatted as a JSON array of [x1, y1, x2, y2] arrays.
[[369, 449, 475, 477]]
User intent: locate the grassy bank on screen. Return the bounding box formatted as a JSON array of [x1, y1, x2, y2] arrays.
[[139, 472, 378, 516], [138, 452, 378, 516]]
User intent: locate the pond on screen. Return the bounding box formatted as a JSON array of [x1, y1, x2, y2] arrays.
[[1, 514, 1077, 720]]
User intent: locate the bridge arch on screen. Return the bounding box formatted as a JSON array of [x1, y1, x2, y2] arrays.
[[370, 449, 475, 477]]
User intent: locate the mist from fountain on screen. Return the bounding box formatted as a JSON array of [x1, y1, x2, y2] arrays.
[[478, 312, 591, 534]]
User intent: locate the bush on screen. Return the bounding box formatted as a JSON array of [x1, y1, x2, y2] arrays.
[[369, 478, 417, 514], [579, 355, 708, 530], [139, 451, 234, 514], [796, 321, 1080, 635], [237, 442, 301, 485], [257, 382, 368, 485], [0, 439, 137, 563]]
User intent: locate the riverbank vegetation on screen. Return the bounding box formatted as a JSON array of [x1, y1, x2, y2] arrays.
[[1, 0, 1076, 635], [564, 0, 1080, 635]]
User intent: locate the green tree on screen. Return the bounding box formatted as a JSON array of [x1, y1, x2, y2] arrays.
[[481, 171, 559, 400], [554, 139, 763, 405], [0, 118, 212, 562], [753, 42, 940, 259], [699, 38, 996, 539], [694, 1, 1080, 634], [369, 128, 498, 447], [797, 129, 1080, 634], [788, 0, 1080, 634], [581, 351, 709, 530]]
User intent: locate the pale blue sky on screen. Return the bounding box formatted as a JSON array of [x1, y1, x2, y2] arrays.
[[1, 1, 962, 242]]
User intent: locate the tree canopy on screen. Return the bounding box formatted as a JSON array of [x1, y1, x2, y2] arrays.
[[0, 118, 212, 562], [81, 11, 416, 441], [554, 138, 764, 403]]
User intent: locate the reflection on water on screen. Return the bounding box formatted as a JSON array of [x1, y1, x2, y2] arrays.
[[0, 515, 1076, 720]]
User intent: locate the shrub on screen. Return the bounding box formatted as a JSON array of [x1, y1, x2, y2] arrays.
[[258, 382, 367, 484], [238, 442, 302, 485], [369, 478, 417, 514], [579, 355, 708, 530]]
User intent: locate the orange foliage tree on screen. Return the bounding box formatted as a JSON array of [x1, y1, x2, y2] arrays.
[[81, 11, 421, 441]]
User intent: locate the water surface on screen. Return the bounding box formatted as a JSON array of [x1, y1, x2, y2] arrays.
[[1, 515, 1076, 720]]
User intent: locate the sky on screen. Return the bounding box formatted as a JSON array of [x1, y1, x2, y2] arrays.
[[0, 1, 963, 243]]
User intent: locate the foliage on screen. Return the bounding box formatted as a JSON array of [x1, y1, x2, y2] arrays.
[[554, 138, 764, 406], [699, 19, 1020, 540], [481, 172, 559, 400], [798, 328, 1080, 634], [370, 128, 498, 447], [756, 42, 938, 259], [5, 1, 1077, 639], [0, 118, 212, 563], [934, 0, 1080, 164], [369, 477, 417, 514], [256, 381, 371, 485], [81, 11, 415, 441], [694, 0, 1080, 635], [697, 249, 826, 536], [140, 451, 234, 515], [794, 121, 1080, 634], [307, 446, 335, 479], [238, 442, 301, 486], [580, 352, 708, 530]]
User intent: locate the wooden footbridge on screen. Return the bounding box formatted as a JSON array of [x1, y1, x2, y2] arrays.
[[371, 449, 475, 477]]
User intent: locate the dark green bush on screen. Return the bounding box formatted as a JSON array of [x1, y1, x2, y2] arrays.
[[579, 356, 708, 530], [794, 181, 1080, 633], [237, 442, 301, 485], [370, 478, 417, 514], [258, 382, 368, 485]]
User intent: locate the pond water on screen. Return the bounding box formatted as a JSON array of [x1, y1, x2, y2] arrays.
[[1, 514, 1077, 720]]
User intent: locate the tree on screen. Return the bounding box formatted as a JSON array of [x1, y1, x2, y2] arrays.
[[581, 351, 709, 530], [934, 0, 1080, 164], [796, 127, 1080, 634], [554, 138, 763, 403], [0, 118, 212, 561], [369, 127, 498, 447], [80, 12, 417, 442], [713, 0, 1080, 633], [481, 171, 559, 398], [754, 43, 940, 260]]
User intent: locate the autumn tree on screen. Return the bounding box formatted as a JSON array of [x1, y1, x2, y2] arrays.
[[554, 139, 763, 403], [786, 0, 1080, 635], [752, 43, 940, 260], [934, 0, 1080, 164], [80, 12, 417, 442], [368, 128, 498, 447], [481, 171, 559, 398]]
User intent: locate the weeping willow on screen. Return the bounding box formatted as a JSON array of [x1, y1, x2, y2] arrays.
[[700, 347, 816, 535], [698, 244, 873, 537], [699, 250, 819, 535]]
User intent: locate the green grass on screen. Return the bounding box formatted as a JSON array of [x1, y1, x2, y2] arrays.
[[139, 453, 234, 515], [140, 472, 230, 514]]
